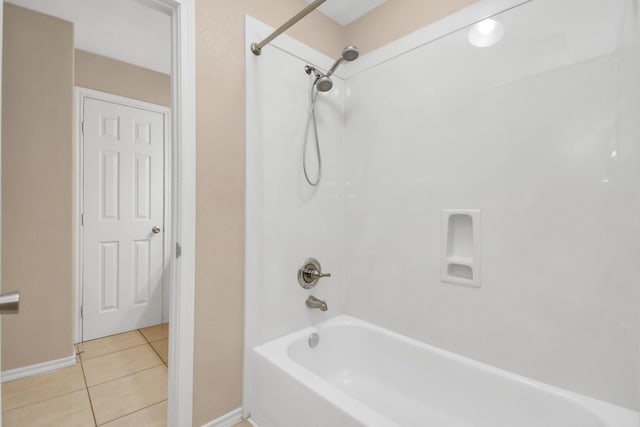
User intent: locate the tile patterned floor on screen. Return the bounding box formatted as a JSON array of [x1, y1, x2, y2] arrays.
[[2, 324, 169, 426]]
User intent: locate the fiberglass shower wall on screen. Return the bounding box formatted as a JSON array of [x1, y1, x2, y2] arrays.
[[245, 16, 347, 347], [344, 0, 640, 411]]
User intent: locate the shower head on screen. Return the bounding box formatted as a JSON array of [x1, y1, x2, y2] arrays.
[[341, 45, 360, 62], [315, 76, 334, 92], [311, 45, 359, 92]]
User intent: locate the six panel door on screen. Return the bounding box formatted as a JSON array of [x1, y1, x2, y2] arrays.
[[82, 97, 165, 341]]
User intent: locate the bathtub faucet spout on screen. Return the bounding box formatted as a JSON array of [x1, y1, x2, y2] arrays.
[[306, 295, 328, 311]]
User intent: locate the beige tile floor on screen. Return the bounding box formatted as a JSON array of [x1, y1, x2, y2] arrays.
[[2, 323, 169, 426]]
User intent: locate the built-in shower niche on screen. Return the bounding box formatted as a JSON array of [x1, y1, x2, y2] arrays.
[[441, 210, 481, 287]]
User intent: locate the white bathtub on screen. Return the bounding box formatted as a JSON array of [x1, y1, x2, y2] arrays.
[[250, 316, 639, 427]]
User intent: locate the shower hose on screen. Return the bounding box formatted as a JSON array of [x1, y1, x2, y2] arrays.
[[303, 79, 322, 186]]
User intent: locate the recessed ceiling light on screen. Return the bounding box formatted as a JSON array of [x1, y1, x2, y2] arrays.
[[468, 19, 504, 48]]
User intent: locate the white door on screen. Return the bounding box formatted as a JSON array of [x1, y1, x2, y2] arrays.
[[82, 97, 165, 341]]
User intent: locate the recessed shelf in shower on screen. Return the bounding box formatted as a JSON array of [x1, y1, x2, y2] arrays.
[[441, 209, 481, 287]]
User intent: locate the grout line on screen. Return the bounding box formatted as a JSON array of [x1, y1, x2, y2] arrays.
[[87, 364, 165, 390], [1, 358, 86, 413], [79, 341, 149, 362], [1, 385, 87, 413], [151, 344, 168, 367], [138, 324, 169, 344], [85, 357, 164, 388], [78, 329, 144, 344], [79, 354, 99, 426], [97, 399, 167, 426], [139, 328, 168, 367], [79, 329, 145, 346], [82, 342, 158, 364]]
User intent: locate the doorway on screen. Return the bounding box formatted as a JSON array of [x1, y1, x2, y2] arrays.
[[0, 0, 196, 425]]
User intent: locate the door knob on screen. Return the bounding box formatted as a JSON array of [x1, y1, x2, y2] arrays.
[[152, 226, 161, 234], [0, 291, 20, 315]]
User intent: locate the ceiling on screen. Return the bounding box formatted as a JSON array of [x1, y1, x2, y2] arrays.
[[6, 0, 171, 74], [305, 0, 386, 26]]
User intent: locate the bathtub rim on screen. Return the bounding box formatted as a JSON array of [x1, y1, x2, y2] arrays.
[[254, 314, 639, 427]]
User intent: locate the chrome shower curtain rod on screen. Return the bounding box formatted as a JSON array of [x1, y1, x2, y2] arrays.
[[250, 0, 327, 55]]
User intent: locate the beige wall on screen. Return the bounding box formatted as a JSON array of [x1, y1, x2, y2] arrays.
[[193, 0, 476, 424], [1, 4, 75, 370], [193, 1, 342, 424], [75, 50, 171, 107], [345, 0, 479, 54]]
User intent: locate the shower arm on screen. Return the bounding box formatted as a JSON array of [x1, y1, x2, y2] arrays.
[[250, 0, 327, 56], [325, 58, 344, 78]]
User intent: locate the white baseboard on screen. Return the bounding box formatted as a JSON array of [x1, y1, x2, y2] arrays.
[[201, 407, 245, 427], [1, 355, 77, 383]]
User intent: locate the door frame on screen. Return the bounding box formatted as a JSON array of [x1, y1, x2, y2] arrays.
[[133, 3, 196, 426], [75, 87, 172, 342]]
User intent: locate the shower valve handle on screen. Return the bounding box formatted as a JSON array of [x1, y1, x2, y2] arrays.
[[298, 258, 330, 289], [304, 269, 331, 279]]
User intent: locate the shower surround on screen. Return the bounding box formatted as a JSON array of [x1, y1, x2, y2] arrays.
[[244, 0, 640, 424]]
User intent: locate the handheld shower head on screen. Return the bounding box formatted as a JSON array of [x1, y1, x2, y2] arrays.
[[305, 65, 333, 92], [315, 76, 333, 92], [310, 45, 359, 93]]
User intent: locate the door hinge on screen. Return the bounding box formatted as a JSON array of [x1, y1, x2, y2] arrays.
[[81, 213, 84, 226], [80, 305, 84, 319], [176, 243, 182, 258], [81, 121, 85, 136]]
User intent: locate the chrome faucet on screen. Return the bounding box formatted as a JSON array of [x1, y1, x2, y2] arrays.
[[306, 295, 328, 311]]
